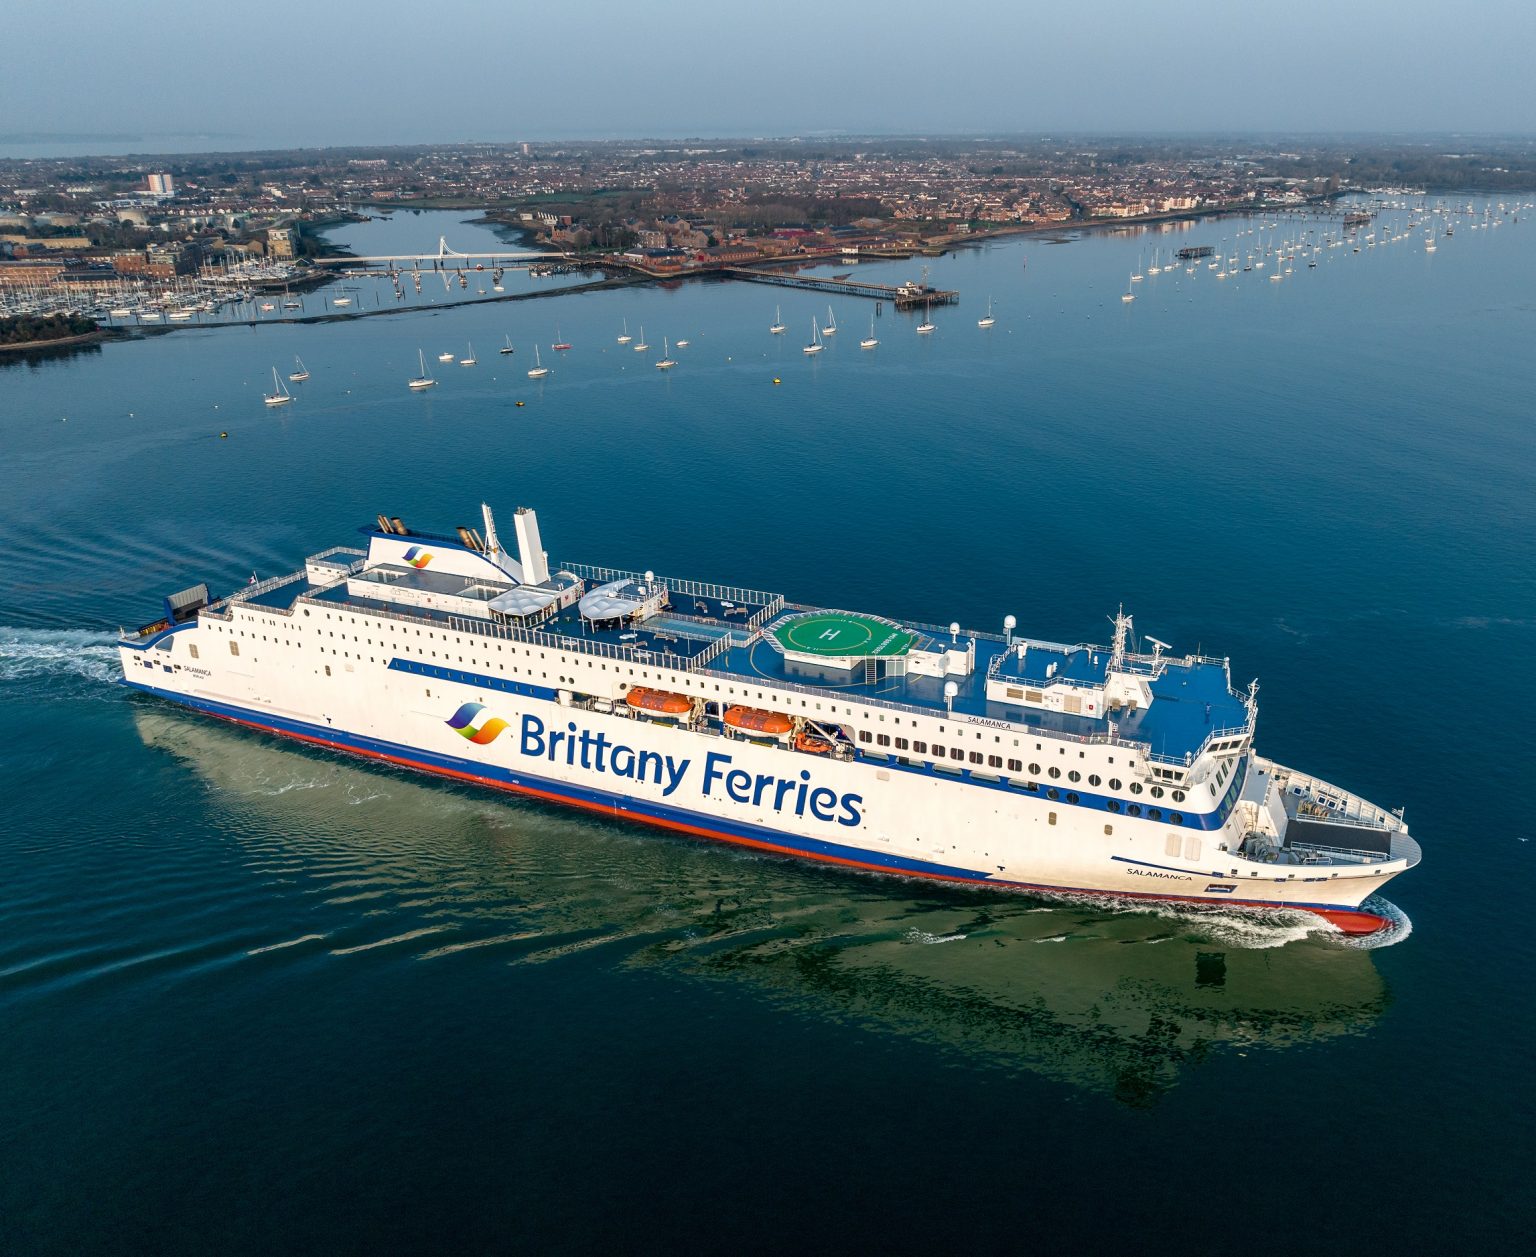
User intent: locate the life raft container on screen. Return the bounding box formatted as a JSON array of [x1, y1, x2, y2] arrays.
[[724, 706, 794, 737], [626, 687, 691, 718]]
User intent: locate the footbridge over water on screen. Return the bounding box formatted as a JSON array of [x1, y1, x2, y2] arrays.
[[315, 236, 567, 267]]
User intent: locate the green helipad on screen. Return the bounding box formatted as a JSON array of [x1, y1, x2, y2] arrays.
[[770, 610, 915, 658]]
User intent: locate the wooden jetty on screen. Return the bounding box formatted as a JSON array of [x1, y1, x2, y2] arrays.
[[724, 268, 958, 310]]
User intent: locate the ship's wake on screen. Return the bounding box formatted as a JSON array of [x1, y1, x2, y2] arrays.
[[0, 626, 121, 690]]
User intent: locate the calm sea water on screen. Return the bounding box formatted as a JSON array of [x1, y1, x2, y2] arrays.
[[3, 202, 1534, 1254]]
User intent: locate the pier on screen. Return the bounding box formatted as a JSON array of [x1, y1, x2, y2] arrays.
[[723, 268, 959, 310]]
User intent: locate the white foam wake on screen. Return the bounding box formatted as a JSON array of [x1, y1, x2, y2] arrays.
[[0, 626, 121, 686]]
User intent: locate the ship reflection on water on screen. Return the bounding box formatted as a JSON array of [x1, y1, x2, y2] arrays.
[[134, 707, 1389, 1107]]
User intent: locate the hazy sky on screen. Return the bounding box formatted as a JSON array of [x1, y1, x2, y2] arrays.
[[4, 0, 1533, 154]]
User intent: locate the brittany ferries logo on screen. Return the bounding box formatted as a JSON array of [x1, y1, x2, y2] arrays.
[[446, 702, 509, 745], [402, 545, 433, 569]]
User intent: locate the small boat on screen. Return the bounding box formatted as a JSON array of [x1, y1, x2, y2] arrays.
[[769, 305, 785, 335], [109, 307, 132, 318], [803, 318, 823, 354], [634, 326, 649, 352], [460, 342, 477, 366], [408, 350, 437, 391], [724, 706, 793, 738], [655, 337, 677, 370], [437, 351, 456, 362], [978, 296, 996, 328], [1121, 275, 1136, 304], [916, 301, 935, 334], [499, 336, 515, 355], [617, 319, 632, 345], [259, 302, 275, 312], [823, 305, 838, 336], [264, 367, 293, 407], [527, 345, 549, 379], [675, 338, 690, 348], [332, 296, 352, 308], [288, 356, 310, 382], [794, 729, 835, 755], [860, 314, 879, 349], [552, 326, 571, 351], [626, 687, 690, 719]]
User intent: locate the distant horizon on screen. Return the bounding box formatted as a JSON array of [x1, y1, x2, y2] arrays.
[[4, 128, 1536, 164]]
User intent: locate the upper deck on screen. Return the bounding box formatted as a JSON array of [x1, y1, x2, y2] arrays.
[[137, 507, 1255, 772]]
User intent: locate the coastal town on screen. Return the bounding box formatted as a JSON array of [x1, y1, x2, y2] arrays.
[[3, 135, 1530, 343]]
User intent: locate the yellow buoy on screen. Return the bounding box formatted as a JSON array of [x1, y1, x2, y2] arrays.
[[772, 377, 781, 385]]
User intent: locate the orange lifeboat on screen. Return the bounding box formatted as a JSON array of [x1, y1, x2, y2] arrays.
[[626, 687, 692, 719], [724, 706, 794, 738], [794, 730, 835, 755]]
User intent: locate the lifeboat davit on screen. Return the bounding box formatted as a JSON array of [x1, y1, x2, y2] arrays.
[[794, 730, 835, 755], [626, 687, 691, 719], [724, 706, 794, 738]]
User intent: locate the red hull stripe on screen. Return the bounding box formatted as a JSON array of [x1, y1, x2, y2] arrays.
[[130, 683, 1391, 936]]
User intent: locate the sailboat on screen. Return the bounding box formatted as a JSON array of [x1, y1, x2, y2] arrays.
[[823, 305, 838, 336], [617, 319, 632, 345], [408, 350, 437, 390], [460, 341, 477, 365], [769, 305, 786, 334], [264, 367, 293, 407], [633, 326, 649, 352], [288, 356, 310, 382], [803, 318, 823, 354], [655, 337, 677, 370], [977, 297, 995, 328], [527, 345, 549, 379], [499, 335, 515, 355], [552, 326, 572, 351], [860, 314, 879, 349], [1121, 275, 1136, 303], [916, 301, 935, 334]]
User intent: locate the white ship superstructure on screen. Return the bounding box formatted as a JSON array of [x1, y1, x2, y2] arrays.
[[120, 504, 1420, 935]]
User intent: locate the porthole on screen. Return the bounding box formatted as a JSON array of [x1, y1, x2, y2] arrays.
[[1029, 763, 1041, 775], [1149, 807, 1163, 821], [1046, 788, 1060, 801], [1129, 783, 1144, 795], [1066, 792, 1080, 805], [1171, 813, 1184, 826], [1088, 774, 1101, 787], [1106, 800, 1122, 813], [1048, 767, 1061, 779], [1127, 803, 1142, 817], [1172, 790, 1186, 803], [1067, 770, 1081, 783], [1150, 786, 1164, 798], [1108, 778, 1122, 791]]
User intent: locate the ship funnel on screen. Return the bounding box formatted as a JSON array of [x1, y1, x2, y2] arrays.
[[514, 507, 550, 586]]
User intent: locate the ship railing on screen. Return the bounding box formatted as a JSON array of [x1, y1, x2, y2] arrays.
[[558, 561, 783, 610], [1145, 723, 1252, 767], [207, 567, 308, 614]]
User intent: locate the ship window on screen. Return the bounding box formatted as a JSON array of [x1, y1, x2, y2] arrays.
[[1109, 777, 1122, 790], [324, 665, 331, 676], [913, 741, 927, 754], [228, 641, 239, 656], [1006, 687, 1023, 699], [1048, 767, 1061, 779], [895, 738, 909, 750], [1067, 770, 1080, 783], [859, 732, 871, 743], [969, 752, 982, 764], [1029, 763, 1041, 775], [1129, 783, 1143, 795], [950, 749, 964, 761], [1007, 759, 1021, 772], [187, 644, 199, 659], [1127, 804, 1142, 817], [1171, 813, 1184, 826], [1106, 800, 1121, 813], [1088, 774, 1101, 786], [877, 735, 891, 747], [932, 745, 944, 756], [987, 755, 1002, 768], [1172, 790, 1186, 803], [1047, 788, 1059, 801], [1165, 834, 1182, 857], [1149, 808, 1163, 821], [1048, 812, 1057, 826], [1151, 786, 1164, 798], [1104, 825, 1114, 836]]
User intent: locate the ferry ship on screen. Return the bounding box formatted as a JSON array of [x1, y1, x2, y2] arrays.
[[119, 504, 1420, 935]]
